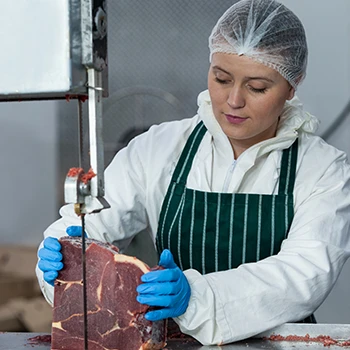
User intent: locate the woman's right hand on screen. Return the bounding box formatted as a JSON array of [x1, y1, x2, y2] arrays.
[[38, 226, 83, 286]]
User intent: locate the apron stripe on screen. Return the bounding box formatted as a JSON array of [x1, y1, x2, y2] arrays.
[[285, 195, 289, 233], [284, 146, 292, 195], [242, 194, 249, 264], [228, 195, 235, 269], [167, 191, 186, 251], [202, 192, 208, 274], [288, 140, 298, 194], [215, 194, 221, 271], [279, 139, 298, 195], [271, 196, 276, 256], [257, 195, 262, 261], [159, 183, 176, 251], [177, 190, 186, 271], [189, 191, 196, 268]]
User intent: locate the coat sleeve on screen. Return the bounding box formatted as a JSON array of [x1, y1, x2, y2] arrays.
[[35, 137, 150, 305], [175, 152, 350, 345]]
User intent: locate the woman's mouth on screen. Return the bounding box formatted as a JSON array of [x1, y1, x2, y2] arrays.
[[225, 114, 248, 124]]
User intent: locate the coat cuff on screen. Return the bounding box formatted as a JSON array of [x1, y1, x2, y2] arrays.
[[174, 269, 224, 345]]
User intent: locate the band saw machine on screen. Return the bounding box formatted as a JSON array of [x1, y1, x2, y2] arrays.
[[0, 1, 109, 348]]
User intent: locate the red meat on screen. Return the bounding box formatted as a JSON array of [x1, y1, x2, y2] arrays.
[[51, 237, 167, 350]]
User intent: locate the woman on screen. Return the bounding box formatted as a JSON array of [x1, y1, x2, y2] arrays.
[[37, 0, 350, 345]]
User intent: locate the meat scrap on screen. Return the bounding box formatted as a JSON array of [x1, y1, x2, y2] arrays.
[[51, 237, 167, 350], [81, 167, 96, 184], [266, 334, 350, 347], [67, 167, 83, 177], [167, 318, 198, 342], [67, 167, 96, 184], [65, 94, 88, 102], [27, 335, 51, 344]]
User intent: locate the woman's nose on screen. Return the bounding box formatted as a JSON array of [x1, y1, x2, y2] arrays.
[[227, 87, 245, 109]]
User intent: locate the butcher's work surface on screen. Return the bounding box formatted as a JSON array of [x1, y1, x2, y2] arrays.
[[2, 326, 350, 350]]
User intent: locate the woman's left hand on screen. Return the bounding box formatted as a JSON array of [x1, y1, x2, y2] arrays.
[[136, 249, 191, 321]]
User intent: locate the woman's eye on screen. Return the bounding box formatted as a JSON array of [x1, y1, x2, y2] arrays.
[[249, 86, 267, 94], [215, 77, 230, 84]]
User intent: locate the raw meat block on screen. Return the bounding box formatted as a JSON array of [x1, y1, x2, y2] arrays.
[[51, 236, 167, 350]]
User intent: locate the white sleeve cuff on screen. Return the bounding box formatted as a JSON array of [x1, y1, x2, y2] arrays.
[[174, 269, 223, 346]]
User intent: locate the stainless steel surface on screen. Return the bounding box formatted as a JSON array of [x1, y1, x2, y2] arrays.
[[0, 0, 107, 101], [63, 69, 110, 215], [258, 323, 350, 339], [1, 326, 350, 350], [0, 333, 282, 350], [0, 333, 51, 350], [87, 69, 106, 201]]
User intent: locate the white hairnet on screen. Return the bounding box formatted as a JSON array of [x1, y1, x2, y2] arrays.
[[209, 0, 308, 89]]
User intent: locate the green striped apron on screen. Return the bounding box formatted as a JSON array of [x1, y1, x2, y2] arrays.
[[156, 121, 315, 323]]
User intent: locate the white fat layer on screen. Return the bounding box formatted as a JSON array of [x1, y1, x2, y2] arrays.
[[114, 254, 150, 274]]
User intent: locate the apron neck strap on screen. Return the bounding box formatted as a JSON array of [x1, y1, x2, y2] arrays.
[[172, 121, 207, 185], [278, 138, 298, 195]]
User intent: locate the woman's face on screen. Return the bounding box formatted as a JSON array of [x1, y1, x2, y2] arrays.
[[208, 53, 295, 157]]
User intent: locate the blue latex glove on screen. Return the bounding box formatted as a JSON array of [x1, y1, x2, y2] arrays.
[[136, 249, 191, 321], [38, 226, 83, 286]]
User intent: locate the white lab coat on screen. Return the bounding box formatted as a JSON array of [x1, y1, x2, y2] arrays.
[[36, 90, 350, 345]]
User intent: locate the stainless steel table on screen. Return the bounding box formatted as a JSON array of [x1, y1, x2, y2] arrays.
[[1, 324, 350, 349], [0, 334, 293, 349]]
